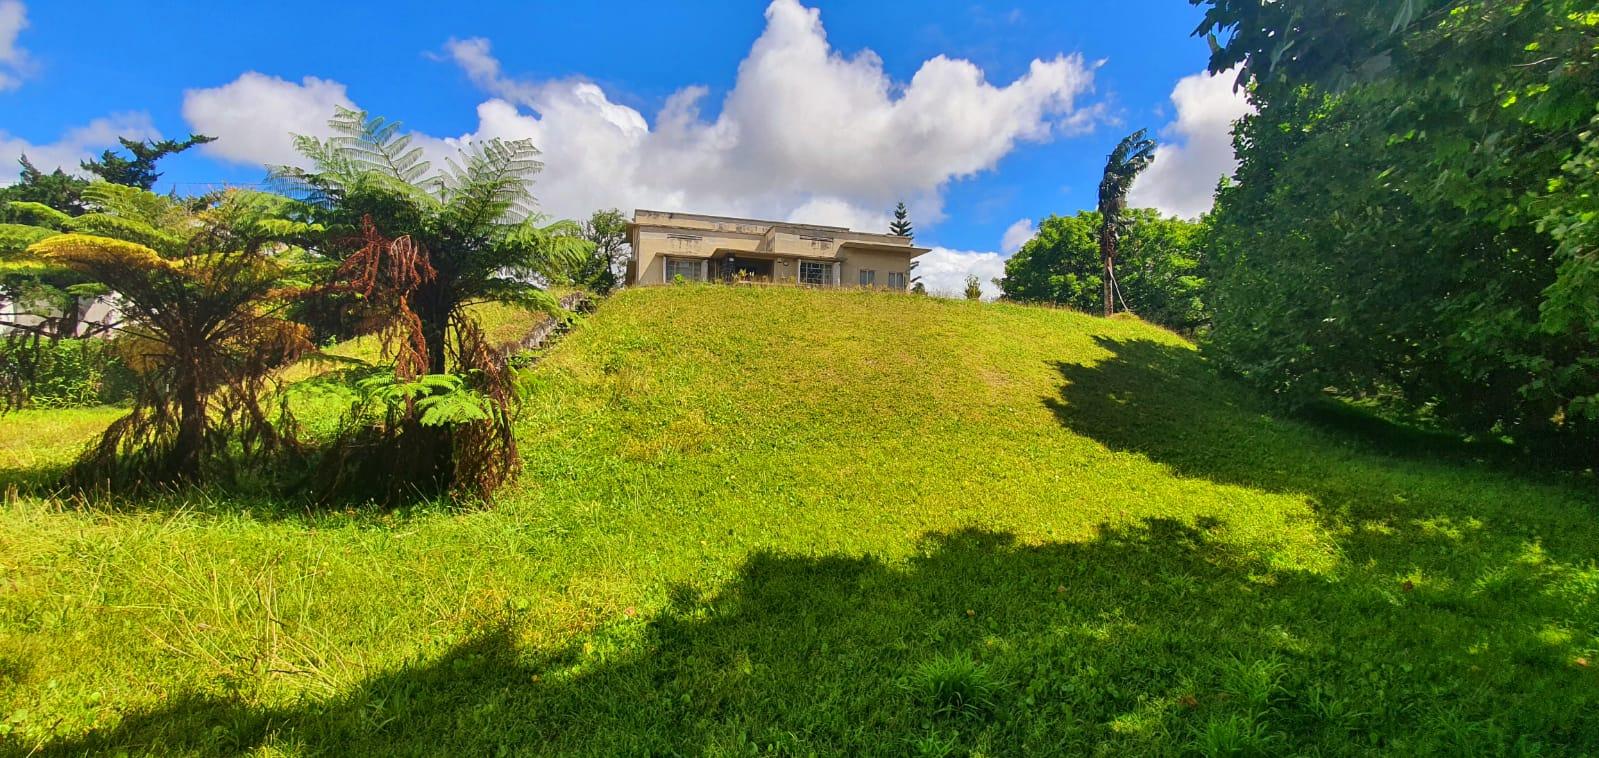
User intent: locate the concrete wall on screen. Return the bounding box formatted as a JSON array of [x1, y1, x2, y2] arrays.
[[627, 209, 922, 289], [840, 249, 914, 290]]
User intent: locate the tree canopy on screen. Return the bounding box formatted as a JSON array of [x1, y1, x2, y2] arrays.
[[1197, 0, 1599, 457], [1002, 209, 1208, 333]]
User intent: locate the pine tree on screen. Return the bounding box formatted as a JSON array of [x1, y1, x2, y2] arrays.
[[889, 201, 913, 238], [889, 202, 920, 290], [1, 155, 90, 216], [81, 135, 216, 191]]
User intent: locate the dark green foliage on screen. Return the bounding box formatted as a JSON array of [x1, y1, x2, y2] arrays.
[[890, 201, 913, 238], [0, 156, 90, 217], [1197, 0, 1599, 459], [0, 338, 135, 408], [80, 135, 215, 191], [275, 108, 589, 502], [571, 208, 629, 294], [1002, 210, 1209, 332]]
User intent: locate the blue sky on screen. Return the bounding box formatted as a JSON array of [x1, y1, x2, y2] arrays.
[[0, 1, 1249, 296]]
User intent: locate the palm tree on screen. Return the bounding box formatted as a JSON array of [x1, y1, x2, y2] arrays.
[[1097, 129, 1156, 316]]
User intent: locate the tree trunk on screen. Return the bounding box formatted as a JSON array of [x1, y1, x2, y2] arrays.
[[172, 368, 206, 480], [55, 296, 82, 339], [415, 283, 452, 376], [1100, 227, 1116, 317]]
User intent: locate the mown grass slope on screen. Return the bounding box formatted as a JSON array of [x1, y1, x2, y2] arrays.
[[2, 285, 1596, 755]]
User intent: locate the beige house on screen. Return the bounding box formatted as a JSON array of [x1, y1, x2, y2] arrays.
[[624, 209, 928, 289]]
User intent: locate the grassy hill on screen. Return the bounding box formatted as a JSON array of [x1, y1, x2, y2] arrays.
[[2, 285, 1595, 755]]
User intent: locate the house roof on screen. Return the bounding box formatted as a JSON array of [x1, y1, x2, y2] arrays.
[[837, 239, 932, 256]]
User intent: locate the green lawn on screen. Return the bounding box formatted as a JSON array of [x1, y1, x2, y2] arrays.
[[2, 285, 1595, 755]]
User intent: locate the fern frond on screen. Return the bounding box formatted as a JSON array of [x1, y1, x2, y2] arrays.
[[0, 223, 60, 255], [64, 213, 187, 256], [80, 182, 182, 228], [5, 201, 72, 230]]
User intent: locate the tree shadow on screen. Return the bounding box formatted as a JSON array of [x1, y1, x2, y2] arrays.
[[1043, 336, 1598, 566], [17, 521, 1597, 755]]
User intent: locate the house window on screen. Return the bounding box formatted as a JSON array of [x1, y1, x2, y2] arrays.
[[887, 272, 907, 289], [858, 269, 876, 286], [665, 257, 704, 282], [799, 260, 831, 286]]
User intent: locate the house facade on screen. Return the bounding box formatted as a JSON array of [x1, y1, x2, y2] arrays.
[[624, 209, 928, 289]]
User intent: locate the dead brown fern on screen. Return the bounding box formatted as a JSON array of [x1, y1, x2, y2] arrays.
[[337, 217, 435, 382], [314, 217, 523, 506], [447, 312, 519, 502]]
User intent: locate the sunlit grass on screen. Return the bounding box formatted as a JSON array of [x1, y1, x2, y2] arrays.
[[1, 285, 1594, 755]]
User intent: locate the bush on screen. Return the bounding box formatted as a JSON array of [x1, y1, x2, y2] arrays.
[[2, 337, 135, 408], [1000, 210, 1209, 333]]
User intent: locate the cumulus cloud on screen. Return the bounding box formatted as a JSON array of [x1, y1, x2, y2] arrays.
[[1128, 67, 1252, 218], [916, 247, 1007, 300], [181, 72, 356, 168], [0, 0, 33, 91], [785, 197, 892, 233], [0, 113, 161, 184], [1000, 217, 1035, 253], [183, 0, 1097, 231]]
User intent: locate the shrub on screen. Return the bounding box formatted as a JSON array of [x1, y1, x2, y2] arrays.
[[0, 337, 135, 408]]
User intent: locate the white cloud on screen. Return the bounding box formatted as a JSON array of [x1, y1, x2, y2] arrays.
[[916, 247, 1007, 300], [786, 197, 892, 233], [0, 113, 160, 184], [183, 0, 1097, 231], [181, 72, 356, 168], [1000, 217, 1035, 253], [0, 0, 33, 91], [1128, 67, 1252, 219]]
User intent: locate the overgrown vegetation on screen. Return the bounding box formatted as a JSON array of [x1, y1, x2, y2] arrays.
[[272, 108, 591, 502], [569, 208, 629, 295], [2, 286, 1593, 754], [1196, 0, 1599, 460], [0, 337, 133, 408], [29, 188, 316, 487]]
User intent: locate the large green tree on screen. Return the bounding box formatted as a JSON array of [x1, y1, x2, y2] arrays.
[[1196, 0, 1599, 456], [0, 156, 90, 216], [572, 208, 629, 294], [1001, 209, 1208, 333], [80, 135, 216, 190]]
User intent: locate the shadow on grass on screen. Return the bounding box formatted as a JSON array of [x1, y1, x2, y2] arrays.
[[18, 521, 1597, 755], [1044, 337, 1598, 566]]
